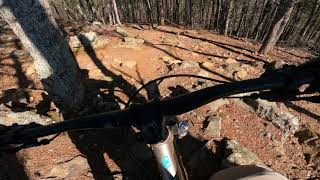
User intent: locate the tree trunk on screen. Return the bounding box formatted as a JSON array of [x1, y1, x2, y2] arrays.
[[112, 0, 121, 24], [258, 0, 296, 54], [188, 0, 194, 27], [174, 0, 180, 24], [144, 0, 154, 29], [215, 0, 221, 31], [223, 0, 233, 35], [159, 0, 165, 25], [299, 0, 320, 38], [0, 0, 84, 111], [235, 3, 247, 37]]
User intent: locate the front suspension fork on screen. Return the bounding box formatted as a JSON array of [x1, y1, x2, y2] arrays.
[[151, 124, 189, 180]]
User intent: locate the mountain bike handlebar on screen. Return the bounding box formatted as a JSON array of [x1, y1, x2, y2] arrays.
[[0, 60, 319, 146]]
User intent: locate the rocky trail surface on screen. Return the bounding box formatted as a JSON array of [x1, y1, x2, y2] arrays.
[[0, 21, 319, 180]]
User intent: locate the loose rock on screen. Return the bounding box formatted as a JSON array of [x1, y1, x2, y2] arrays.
[[46, 156, 90, 179], [180, 61, 199, 68], [233, 68, 248, 80], [197, 70, 210, 79], [92, 35, 109, 49], [205, 115, 222, 138], [223, 140, 264, 167], [202, 62, 214, 68], [226, 58, 238, 64], [208, 99, 229, 113], [1, 111, 52, 126], [123, 37, 144, 45], [243, 99, 300, 136], [115, 27, 129, 37], [69, 36, 81, 49]]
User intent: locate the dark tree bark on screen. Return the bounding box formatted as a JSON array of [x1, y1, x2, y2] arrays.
[[144, 0, 154, 29], [159, 0, 165, 25], [174, 0, 180, 24], [235, 2, 247, 37], [0, 0, 84, 111], [215, 0, 221, 31], [188, 0, 194, 27], [259, 0, 297, 54], [223, 0, 234, 35]]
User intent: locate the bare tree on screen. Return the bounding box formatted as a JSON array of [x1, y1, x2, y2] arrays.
[[0, 0, 84, 111], [224, 0, 234, 35], [258, 0, 297, 54], [144, 0, 154, 29], [112, 0, 122, 24], [159, 0, 165, 25]]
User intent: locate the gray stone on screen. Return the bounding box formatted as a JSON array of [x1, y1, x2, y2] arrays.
[[208, 99, 229, 113], [233, 68, 248, 80], [162, 56, 182, 65], [205, 115, 222, 138], [197, 70, 210, 78], [46, 156, 90, 179], [202, 62, 214, 68], [226, 58, 238, 64], [116, 27, 129, 37], [222, 63, 240, 73], [223, 140, 264, 167], [0, 111, 52, 126], [243, 99, 300, 137], [92, 35, 109, 49], [180, 61, 199, 68], [124, 36, 145, 45], [69, 36, 81, 49]]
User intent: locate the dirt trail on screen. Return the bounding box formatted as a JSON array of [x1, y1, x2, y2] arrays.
[[0, 22, 319, 180]]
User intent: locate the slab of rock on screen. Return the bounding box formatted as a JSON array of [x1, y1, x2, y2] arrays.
[[205, 115, 222, 138], [233, 68, 248, 80], [92, 35, 109, 49], [0, 111, 52, 126], [123, 37, 144, 45], [208, 99, 229, 113], [162, 56, 182, 64], [180, 61, 199, 68], [226, 58, 238, 64], [223, 140, 264, 167], [115, 27, 129, 37], [202, 62, 214, 68], [250, 99, 299, 135], [46, 156, 90, 179], [197, 70, 210, 78]]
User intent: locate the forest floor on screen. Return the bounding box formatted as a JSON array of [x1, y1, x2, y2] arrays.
[[0, 21, 319, 180]]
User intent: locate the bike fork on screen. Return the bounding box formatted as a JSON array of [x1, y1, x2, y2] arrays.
[[151, 126, 188, 180]]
